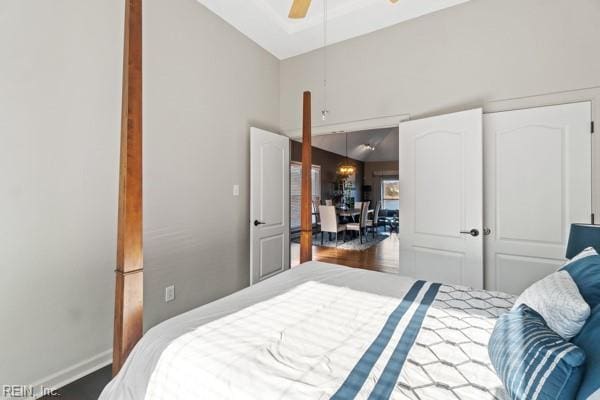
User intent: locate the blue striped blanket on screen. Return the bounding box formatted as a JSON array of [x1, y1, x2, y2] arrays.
[[141, 279, 514, 400]]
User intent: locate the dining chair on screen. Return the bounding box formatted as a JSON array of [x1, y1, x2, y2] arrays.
[[366, 201, 382, 239], [312, 200, 320, 224], [346, 201, 370, 244], [378, 207, 389, 230], [312, 200, 321, 238], [318, 206, 346, 246], [353, 202, 363, 222]]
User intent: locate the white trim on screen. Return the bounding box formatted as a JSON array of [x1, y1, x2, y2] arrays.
[[29, 349, 112, 399], [284, 113, 410, 139]]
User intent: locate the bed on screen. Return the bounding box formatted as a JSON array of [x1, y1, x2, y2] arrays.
[[100, 261, 514, 400]]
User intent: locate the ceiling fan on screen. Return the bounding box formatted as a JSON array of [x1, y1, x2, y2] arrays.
[[289, 0, 399, 19]]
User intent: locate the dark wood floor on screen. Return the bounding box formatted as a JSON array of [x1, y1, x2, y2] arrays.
[[291, 232, 400, 274], [40, 365, 112, 400]]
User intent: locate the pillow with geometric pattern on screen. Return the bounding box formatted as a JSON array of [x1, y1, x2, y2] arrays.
[[512, 270, 590, 340]]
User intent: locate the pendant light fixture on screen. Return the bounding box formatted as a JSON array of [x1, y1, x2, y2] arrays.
[[321, 0, 329, 121], [337, 133, 356, 178]]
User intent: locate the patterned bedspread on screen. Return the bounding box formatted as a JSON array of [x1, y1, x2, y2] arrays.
[[142, 281, 514, 400], [99, 262, 515, 400], [398, 284, 515, 400]]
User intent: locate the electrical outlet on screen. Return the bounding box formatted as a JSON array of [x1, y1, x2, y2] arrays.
[[233, 184, 240, 197], [165, 285, 175, 303]]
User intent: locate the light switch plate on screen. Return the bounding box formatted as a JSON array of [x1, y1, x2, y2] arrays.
[[165, 285, 175, 303], [233, 184, 240, 196]]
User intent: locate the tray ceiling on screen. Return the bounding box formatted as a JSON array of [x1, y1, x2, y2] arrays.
[[197, 0, 471, 59]]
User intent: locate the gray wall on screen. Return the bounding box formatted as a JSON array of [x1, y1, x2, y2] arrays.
[[0, 0, 122, 389], [280, 0, 600, 127], [280, 0, 600, 223], [144, 0, 280, 329], [0, 0, 279, 391]]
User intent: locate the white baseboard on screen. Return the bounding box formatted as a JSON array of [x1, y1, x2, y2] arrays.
[[30, 349, 112, 399]]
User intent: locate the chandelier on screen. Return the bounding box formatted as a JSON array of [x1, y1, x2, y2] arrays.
[[336, 133, 356, 178]]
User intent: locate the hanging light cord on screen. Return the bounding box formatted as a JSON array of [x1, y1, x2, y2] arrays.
[[322, 0, 328, 120], [345, 133, 348, 163]]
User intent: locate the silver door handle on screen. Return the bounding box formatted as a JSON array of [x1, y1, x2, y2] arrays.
[[460, 229, 480, 237], [483, 228, 492, 235]]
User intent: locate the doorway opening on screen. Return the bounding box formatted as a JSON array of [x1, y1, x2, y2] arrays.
[[290, 127, 400, 270]]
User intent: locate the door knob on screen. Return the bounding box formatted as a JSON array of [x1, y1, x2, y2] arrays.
[[460, 229, 480, 237], [254, 220, 266, 226]]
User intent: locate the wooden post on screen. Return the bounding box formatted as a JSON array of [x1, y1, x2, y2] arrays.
[[300, 91, 313, 263], [113, 0, 143, 376]]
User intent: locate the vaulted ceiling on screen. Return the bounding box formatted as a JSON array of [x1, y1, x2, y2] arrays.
[[197, 0, 471, 59], [311, 128, 399, 162]]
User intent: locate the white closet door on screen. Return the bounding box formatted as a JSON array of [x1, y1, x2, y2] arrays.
[[483, 102, 592, 294], [399, 109, 484, 289], [250, 127, 290, 285]]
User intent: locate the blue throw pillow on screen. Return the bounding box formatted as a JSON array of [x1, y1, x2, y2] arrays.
[[560, 255, 600, 309], [573, 304, 600, 400], [489, 304, 586, 400]]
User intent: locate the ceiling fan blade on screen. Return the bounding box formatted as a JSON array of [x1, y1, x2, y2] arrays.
[[288, 0, 312, 19]]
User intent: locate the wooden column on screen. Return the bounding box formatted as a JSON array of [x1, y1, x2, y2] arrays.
[[113, 0, 143, 376], [300, 91, 313, 263]]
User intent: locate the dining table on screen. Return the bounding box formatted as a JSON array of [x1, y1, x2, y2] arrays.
[[311, 207, 374, 221], [336, 208, 374, 218]]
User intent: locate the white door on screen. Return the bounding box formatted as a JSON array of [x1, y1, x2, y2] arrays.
[[484, 102, 592, 294], [398, 109, 484, 289], [250, 127, 290, 285]]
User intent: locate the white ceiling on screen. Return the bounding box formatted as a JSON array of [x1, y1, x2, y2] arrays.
[[311, 127, 399, 162], [197, 0, 471, 59]]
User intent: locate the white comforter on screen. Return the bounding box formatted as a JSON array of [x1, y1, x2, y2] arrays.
[[100, 262, 514, 400]]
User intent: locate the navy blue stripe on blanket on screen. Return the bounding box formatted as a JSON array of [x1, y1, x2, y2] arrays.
[[330, 280, 426, 400], [368, 283, 441, 400]]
